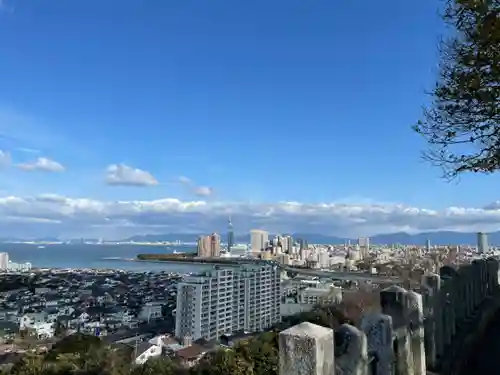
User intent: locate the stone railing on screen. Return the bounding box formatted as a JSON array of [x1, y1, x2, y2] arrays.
[[279, 257, 500, 375]]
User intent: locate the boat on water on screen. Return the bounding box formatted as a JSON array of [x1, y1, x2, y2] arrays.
[[37, 245, 46, 249]]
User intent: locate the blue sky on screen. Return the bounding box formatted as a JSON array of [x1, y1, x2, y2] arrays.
[[0, 0, 499, 238]]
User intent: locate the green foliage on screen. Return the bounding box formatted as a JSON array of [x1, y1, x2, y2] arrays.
[[280, 304, 351, 330], [192, 350, 253, 375], [414, 0, 500, 178], [131, 357, 185, 375], [45, 333, 102, 360], [234, 332, 279, 375]]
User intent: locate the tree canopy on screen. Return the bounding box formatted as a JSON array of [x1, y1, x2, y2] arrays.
[[414, 0, 500, 178]]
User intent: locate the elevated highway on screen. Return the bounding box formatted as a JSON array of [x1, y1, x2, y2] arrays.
[[280, 265, 403, 283]]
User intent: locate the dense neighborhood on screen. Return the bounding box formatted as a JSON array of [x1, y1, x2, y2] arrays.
[[0, 269, 222, 368]]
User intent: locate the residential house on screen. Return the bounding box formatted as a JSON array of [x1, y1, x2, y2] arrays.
[[138, 303, 163, 322], [174, 345, 207, 368], [0, 309, 18, 322], [133, 342, 162, 365]]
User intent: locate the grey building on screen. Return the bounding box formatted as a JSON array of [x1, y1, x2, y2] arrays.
[[477, 232, 489, 254]]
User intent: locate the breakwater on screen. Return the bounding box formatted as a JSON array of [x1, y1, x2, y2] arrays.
[[135, 253, 263, 265]]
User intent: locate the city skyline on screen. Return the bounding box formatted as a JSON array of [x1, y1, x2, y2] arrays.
[[1, 0, 500, 238]]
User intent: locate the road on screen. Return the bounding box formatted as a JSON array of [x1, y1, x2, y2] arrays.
[[281, 266, 402, 283]]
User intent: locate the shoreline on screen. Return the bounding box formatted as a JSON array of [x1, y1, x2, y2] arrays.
[[101, 256, 232, 266], [101, 256, 264, 266]]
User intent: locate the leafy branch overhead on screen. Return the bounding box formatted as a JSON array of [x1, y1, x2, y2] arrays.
[[414, 0, 500, 178]]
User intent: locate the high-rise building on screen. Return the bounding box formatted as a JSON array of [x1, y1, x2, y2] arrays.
[[298, 238, 308, 251], [0, 253, 9, 270], [250, 229, 269, 253], [227, 216, 234, 253], [197, 236, 212, 257], [175, 264, 281, 340], [478, 232, 488, 254], [358, 237, 370, 258], [197, 234, 221, 257], [210, 233, 221, 257]]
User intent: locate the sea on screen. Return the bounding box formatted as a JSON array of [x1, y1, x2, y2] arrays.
[[0, 243, 215, 273]]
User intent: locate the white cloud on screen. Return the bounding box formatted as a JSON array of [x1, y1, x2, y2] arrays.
[[0, 150, 11, 168], [105, 164, 158, 186], [17, 157, 65, 172], [16, 147, 40, 154], [194, 186, 213, 197], [177, 175, 213, 197], [1, 194, 500, 238], [178, 176, 192, 184]]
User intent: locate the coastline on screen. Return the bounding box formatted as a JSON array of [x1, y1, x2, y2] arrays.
[[103, 256, 245, 266]]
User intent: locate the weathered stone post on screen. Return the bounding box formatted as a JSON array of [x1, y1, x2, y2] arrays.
[[463, 265, 473, 319], [361, 313, 393, 375], [421, 273, 440, 369], [380, 286, 413, 375], [454, 268, 466, 323], [472, 260, 482, 311], [486, 258, 499, 294], [336, 324, 368, 375], [279, 322, 335, 375], [478, 259, 487, 299], [405, 291, 426, 375]]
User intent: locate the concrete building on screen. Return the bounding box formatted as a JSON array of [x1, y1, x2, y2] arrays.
[[477, 232, 488, 254], [298, 286, 342, 305], [230, 244, 249, 257], [210, 233, 221, 257], [197, 236, 211, 257], [358, 237, 370, 258], [250, 229, 269, 254], [0, 252, 9, 270], [175, 264, 281, 340], [197, 233, 221, 257]]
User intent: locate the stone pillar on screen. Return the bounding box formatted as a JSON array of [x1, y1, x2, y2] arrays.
[[279, 322, 335, 375], [434, 289, 444, 361], [405, 291, 426, 375], [336, 324, 368, 375], [440, 282, 453, 350], [421, 272, 440, 369], [361, 313, 393, 375], [464, 265, 473, 318], [380, 286, 413, 375], [454, 269, 466, 323], [486, 258, 499, 293], [478, 260, 487, 299]]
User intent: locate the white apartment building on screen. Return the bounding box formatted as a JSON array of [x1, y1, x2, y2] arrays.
[[298, 286, 342, 305], [250, 230, 269, 253], [175, 264, 281, 341], [0, 253, 9, 270]]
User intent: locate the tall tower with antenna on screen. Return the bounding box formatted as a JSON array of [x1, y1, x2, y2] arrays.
[[227, 216, 234, 253]]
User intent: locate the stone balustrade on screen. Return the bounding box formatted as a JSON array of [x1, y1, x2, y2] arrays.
[[278, 257, 500, 375]]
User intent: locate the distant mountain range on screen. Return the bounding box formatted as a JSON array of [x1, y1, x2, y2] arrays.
[[124, 231, 497, 246], [0, 231, 495, 246]]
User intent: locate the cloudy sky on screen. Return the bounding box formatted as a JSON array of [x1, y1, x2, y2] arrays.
[[1, 0, 500, 239]]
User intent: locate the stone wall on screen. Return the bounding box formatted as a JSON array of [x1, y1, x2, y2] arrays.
[[278, 257, 500, 375]]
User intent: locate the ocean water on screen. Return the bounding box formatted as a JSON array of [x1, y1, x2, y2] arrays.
[[0, 243, 213, 273]]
